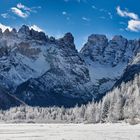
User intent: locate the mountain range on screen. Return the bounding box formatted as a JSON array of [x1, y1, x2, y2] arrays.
[[0, 25, 140, 109]]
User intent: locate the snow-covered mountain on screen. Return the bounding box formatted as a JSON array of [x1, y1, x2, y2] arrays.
[[0, 25, 93, 108], [80, 34, 140, 97], [0, 25, 140, 108]]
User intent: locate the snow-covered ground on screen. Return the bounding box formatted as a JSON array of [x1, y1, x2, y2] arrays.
[[0, 123, 140, 140]]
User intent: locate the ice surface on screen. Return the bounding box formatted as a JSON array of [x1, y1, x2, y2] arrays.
[[0, 123, 139, 140]]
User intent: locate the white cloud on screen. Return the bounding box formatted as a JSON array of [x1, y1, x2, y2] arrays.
[[116, 6, 140, 32], [108, 12, 113, 19], [30, 25, 43, 32], [17, 3, 31, 11], [11, 7, 29, 18], [127, 20, 140, 32], [0, 23, 12, 32], [99, 9, 107, 12], [82, 17, 90, 21], [1, 13, 9, 19], [62, 11, 67, 15], [92, 5, 96, 9], [99, 16, 106, 19], [116, 6, 139, 20], [2, 3, 41, 19]]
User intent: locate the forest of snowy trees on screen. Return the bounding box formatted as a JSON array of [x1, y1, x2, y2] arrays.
[[0, 74, 140, 124]]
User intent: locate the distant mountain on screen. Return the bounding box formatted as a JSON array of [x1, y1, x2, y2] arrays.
[[80, 34, 140, 98], [0, 25, 140, 108]]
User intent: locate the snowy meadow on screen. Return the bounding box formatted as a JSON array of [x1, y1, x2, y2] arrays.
[[0, 123, 140, 140]]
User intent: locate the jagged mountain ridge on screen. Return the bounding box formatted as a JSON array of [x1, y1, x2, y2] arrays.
[[0, 25, 140, 108], [0, 25, 92, 107], [80, 34, 140, 96]]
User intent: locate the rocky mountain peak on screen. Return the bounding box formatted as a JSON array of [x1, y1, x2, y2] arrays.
[[80, 34, 108, 60], [18, 25, 30, 34], [110, 35, 127, 49], [11, 28, 17, 34], [3, 29, 10, 36], [17, 25, 47, 42], [112, 35, 125, 40], [58, 32, 75, 50], [30, 29, 47, 41], [63, 32, 74, 43], [88, 34, 108, 44]]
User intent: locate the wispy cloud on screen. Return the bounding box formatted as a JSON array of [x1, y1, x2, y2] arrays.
[[62, 11, 71, 21], [17, 3, 31, 11], [82, 17, 90, 22], [116, 6, 140, 32], [1, 3, 41, 19], [116, 6, 138, 20], [91, 5, 113, 20], [108, 12, 113, 19], [11, 7, 29, 18], [62, 11, 67, 15], [1, 13, 9, 19], [11, 3, 33, 18], [92, 5, 96, 9], [99, 9, 107, 12]]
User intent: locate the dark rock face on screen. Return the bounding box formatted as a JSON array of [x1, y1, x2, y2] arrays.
[[0, 85, 22, 110], [30, 29, 47, 41], [114, 53, 140, 87], [80, 34, 108, 61], [58, 32, 76, 50], [11, 28, 17, 36], [18, 25, 30, 38]]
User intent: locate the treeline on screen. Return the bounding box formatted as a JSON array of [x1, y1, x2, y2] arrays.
[[1, 74, 140, 124]]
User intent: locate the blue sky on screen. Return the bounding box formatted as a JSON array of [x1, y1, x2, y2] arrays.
[[0, 0, 140, 49]]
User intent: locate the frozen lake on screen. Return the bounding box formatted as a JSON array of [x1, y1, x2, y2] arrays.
[[0, 123, 140, 140]]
